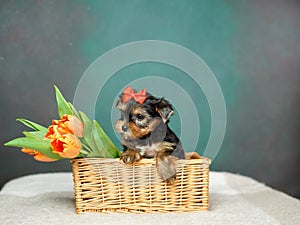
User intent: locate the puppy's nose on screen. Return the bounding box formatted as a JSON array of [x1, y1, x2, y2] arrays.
[[122, 125, 129, 132]]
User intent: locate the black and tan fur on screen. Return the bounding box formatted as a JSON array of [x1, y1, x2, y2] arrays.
[[115, 92, 185, 184]]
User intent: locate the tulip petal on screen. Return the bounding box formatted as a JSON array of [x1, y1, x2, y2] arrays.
[[67, 115, 84, 137], [50, 134, 81, 158], [21, 148, 58, 162]]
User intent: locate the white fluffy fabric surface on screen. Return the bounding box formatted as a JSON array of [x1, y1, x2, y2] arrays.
[[0, 172, 299, 225]]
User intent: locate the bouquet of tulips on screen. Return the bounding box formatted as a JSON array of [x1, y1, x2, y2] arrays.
[[4, 86, 121, 162]]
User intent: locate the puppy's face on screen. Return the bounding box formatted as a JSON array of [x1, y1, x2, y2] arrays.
[[115, 95, 174, 141]]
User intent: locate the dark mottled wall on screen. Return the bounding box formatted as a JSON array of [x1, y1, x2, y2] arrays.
[[0, 0, 299, 198]]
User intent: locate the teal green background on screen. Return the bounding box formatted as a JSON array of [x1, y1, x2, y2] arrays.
[[0, 0, 299, 198]]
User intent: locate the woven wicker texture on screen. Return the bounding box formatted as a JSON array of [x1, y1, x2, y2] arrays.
[[71, 157, 211, 213]]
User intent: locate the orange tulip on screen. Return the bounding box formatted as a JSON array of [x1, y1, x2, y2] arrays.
[[58, 115, 84, 137], [50, 133, 81, 158], [21, 148, 58, 162], [45, 114, 84, 139], [45, 122, 61, 139]]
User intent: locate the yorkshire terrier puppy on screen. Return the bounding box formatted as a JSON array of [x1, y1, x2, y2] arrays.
[[115, 86, 185, 184]]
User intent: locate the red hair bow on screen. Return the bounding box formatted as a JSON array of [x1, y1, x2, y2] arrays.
[[122, 86, 147, 104]]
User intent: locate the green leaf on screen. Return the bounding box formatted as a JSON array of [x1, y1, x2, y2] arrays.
[[79, 111, 120, 158], [89, 120, 107, 157], [4, 137, 61, 159], [79, 111, 98, 152], [75, 152, 84, 158], [68, 102, 80, 118], [54, 85, 73, 117], [23, 130, 48, 139], [80, 142, 92, 154], [93, 120, 121, 158], [17, 118, 47, 131], [77, 111, 121, 158]]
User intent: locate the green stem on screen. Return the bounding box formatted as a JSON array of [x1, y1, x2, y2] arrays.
[[81, 142, 93, 153], [80, 149, 90, 155]]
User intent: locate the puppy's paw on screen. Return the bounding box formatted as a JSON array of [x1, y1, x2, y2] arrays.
[[156, 155, 177, 184], [121, 149, 142, 164]]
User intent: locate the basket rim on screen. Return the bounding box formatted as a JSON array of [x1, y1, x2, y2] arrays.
[[71, 156, 211, 165]]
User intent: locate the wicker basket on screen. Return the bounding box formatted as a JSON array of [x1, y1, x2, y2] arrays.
[[71, 157, 211, 213]]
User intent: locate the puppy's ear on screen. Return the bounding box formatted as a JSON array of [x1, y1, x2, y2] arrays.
[[114, 97, 122, 108], [115, 97, 128, 111], [155, 98, 174, 123]]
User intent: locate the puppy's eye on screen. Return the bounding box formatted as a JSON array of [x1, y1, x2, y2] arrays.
[[136, 114, 145, 120]]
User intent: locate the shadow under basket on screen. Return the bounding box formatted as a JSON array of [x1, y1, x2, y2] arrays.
[[71, 157, 211, 213]]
